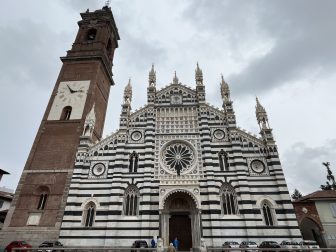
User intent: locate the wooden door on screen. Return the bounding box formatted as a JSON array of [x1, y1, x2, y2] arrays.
[[169, 215, 192, 250]]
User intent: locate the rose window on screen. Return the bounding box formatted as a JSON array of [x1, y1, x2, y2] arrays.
[[161, 141, 195, 175]]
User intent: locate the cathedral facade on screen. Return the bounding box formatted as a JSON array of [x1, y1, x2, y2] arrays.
[[1, 5, 301, 250], [59, 66, 301, 248]]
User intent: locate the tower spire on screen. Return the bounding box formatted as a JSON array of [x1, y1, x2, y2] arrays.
[[124, 78, 132, 104], [255, 97, 275, 144], [148, 64, 156, 87], [195, 62, 203, 85], [173, 71, 179, 85], [255, 97, 269, 129], [120, 78, 132, 130], [220, 74, 230, 101], [220, 75, 236, 127]]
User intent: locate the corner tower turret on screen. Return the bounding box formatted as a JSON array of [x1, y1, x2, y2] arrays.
[[120, 79, 132, 130], [147, 64, 156, 104], [255, 97, 275, 144], [195, 63, 205, 102], [220, 75, 236, 127]]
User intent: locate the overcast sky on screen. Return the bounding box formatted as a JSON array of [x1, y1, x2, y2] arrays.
[[0, 0, 335, 195]]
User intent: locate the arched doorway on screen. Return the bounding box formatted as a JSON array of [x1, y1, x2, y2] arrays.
[[160, 191, 201, 250], [300, 217, 326, 248]]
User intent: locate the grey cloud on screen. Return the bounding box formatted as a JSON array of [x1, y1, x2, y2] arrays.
[[59, 0, 100, 12], [0, 19, 69, 90], [184, 0, 336, 95], [282, 139, 336, 195]]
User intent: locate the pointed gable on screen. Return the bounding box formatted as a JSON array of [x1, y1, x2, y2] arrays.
[[155, 83, 198, 106]]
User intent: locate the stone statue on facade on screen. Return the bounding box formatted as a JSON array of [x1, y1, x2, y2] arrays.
[[156, 238, 164, 252]]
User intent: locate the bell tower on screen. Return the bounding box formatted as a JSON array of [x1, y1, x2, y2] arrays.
[[1, 6, 120, 245]]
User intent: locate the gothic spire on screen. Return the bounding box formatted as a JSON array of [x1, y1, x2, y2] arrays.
[[220, 74, 230, 101], [173, 71, 179, 85], [195, 62, 203, 85], [82, 103, 96, 137], [148, 64, 156, 86], [124, 78, 132, 104], [256, 97, 266, 114], [255, 97, 269, 130]]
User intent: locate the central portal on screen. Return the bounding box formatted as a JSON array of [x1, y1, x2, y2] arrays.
[[160, 190, 201, 250], [169, 215, 192, 250]]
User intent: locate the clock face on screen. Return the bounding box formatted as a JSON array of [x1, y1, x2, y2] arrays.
[[92, 163, 106, 177], [47, 80, 90, 120], [250, 159, 265, 174], [57, 82, 88, 104]]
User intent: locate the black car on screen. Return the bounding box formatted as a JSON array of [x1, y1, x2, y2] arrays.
[[37, 241, 64, 252], [258, 241, 281, 251], [131, 240, 149, 252]]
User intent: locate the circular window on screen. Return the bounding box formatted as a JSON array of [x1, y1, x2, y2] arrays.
[[160, 141, 196, 175], [250, 159, 265, 174], [92, 163, 106, 176], [213, 129, 225, 140], [131, 131, 142, 141]]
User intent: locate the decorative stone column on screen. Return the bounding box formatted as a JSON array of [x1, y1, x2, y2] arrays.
[[192, 209, 201, 250]]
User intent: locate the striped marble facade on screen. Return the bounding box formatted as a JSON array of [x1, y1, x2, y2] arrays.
[[59, 68, 301, 248]]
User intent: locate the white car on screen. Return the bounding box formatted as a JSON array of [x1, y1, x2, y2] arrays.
[[222, 241, 240, 251], [239, 241, 258, 251], [280, 240, 300, 251], [299, 240, 321, 251]]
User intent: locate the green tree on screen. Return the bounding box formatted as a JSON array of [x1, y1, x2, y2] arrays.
[[291, 188, 303, 200]]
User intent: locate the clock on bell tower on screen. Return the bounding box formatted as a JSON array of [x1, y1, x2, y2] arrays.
[[1, 5, 120, 245]]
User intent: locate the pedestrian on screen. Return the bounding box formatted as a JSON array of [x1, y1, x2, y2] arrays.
[[173, 237, 179, 250], [167, 243, 176, 252], [151, 237, 156, 248]]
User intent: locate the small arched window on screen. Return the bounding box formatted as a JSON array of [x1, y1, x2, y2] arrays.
[[262, 200, 275, 226], [220, 183, 238, 215], [87, 28, 97, 41], [83, 202, 96, 227], [218, 149, 229, 171], [35, 186, 49, 210], [37, 193, 48, 210], [129, 151, 139, 173], [124, 185, 140, 216], [61, 106, 72, 120]]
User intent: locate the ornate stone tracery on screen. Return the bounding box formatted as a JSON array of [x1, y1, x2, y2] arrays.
[[160, 140, 196, 175]]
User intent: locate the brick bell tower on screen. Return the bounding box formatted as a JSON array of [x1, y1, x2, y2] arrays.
[[1, 6, 120, 245]]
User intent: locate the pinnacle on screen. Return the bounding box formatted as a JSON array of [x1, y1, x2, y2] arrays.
[[149, 64, 155, 75], [173, 71, 179, 84], [255, 96, 266, 113], [127, 77, 131, 86]]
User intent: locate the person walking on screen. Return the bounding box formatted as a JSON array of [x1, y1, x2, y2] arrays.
[[151, 238, 156, 248], [173, 237, 179, 250], [168, 243, 176, 252]]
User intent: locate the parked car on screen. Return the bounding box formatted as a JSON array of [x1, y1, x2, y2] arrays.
[[280, 240, 300, 251], [239, 241, 258, 251], [131, 240, 149, 252], [222, 241, 240, 251], [37, 240, 64, 252], [298, 240, 321, 251], [4, 241, 32, 252], [258, 240, 281, 251]]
